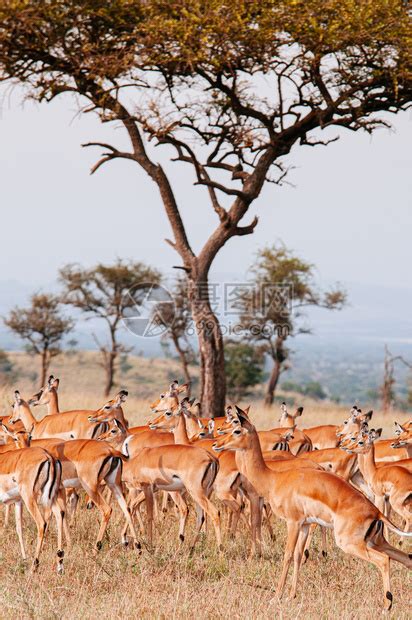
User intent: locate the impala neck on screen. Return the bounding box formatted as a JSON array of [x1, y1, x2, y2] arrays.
[[15, 402, 37, 431], [358, 443, 377, 485], [184, 414, 201, 439], [47, 389, 59, 415], [236, 429, 271, 496], [173, 414, 191, 445], [279, 414, 295, 429]]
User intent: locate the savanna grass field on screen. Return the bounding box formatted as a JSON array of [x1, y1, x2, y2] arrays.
[[0, 352, 410, 619]]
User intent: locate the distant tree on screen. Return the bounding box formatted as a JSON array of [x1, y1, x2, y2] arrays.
[[238, 244, 346, 405], [60, 260, 160, 396], [380, 345, 412, 414], [281, 381, 304, 395], [224, 340, 264, 401], [304, 381, 327, 401], [4, 294, 73, 385], [1, 1, 410, 416], [160, 276, 194, 393]]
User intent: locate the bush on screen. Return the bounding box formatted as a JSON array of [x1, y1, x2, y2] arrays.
[[224, 341, 264, 401]]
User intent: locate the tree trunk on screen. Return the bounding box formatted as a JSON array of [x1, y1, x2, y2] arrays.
[[103, 351, 116, 397], [40, 350, 48, 387], [172, 334, 192, 397], [265, 358, 282, 406], [188, 277, 225, 418]]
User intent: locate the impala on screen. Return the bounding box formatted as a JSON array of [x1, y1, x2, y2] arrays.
[[392, 422, 412, 457], [0, 444, 65, 572], [10, 390, 128, 440], [345, 427, 412, 533], [278, 402, 340, 450], [212, 406, 412, 610], [28, 375, 60, 415], [98, 420, 222, 551]]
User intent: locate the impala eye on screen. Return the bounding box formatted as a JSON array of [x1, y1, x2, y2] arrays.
[[358, 441, 364, 446], [233, 429, 241, 435], [104, 405, 111, 410]]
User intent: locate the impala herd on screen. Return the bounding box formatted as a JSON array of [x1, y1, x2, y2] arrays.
[[0, 376, 411, 610]]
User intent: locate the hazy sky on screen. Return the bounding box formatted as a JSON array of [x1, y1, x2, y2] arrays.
[[0, 86, 411, 294]]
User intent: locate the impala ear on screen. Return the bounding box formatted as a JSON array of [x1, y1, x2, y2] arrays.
[[243, 405, 251, 415], [363, 410, 373, 421], [296, 406, 304, 417], [117, 390, 128, 403], [0, 423, 12, 436], [375, 427, 383, 439], [235, 405, 253, 429], [14, 391, 21, 404], [394, 421, 405, 435], [50, 378, 60, 390], [47, 375, 54, 387], [188, 397, 196, 406], [177, 383, 189, 394]]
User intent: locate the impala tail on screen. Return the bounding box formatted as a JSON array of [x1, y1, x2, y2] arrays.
[[379, 515, 412, 538], [366, 518, 412, 570], [202, 458, 219, 496], [36, 454, 62, 509]]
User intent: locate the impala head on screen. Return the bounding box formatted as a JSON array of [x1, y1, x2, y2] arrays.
[[28, 375, 60, 407], [336, 406, 373, 438], [391, 421, 412, 448], [150, 380, 188, 412], [9, 391, 31, 425], [279, 402, 303, 426], [0, 423, 31, 448], [346, 427, 382, 454], [97, 418, 127, 447], [213, 406, 254, 452], [87, 390, 128, 423], [149, 406, 178, 431], [217, 405, 250, 435]]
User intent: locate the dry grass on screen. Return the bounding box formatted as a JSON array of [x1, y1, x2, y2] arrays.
[[0, 353, 411, 619]]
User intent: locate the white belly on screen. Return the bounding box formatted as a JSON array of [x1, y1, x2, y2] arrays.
[[305, 517, 333, 529], [0, 486, 21, 504], [63, 478, 81, 489]]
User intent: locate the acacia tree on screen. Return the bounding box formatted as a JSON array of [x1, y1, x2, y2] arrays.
[[0, 1, 410, 415], [60, 260, 161, 396], [4, 294, 73, 385], [238, 245, 346, 405], [380, 345, 412, 413]]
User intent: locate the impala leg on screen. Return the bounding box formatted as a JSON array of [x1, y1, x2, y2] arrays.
[[85, 487, 112, 551], [301, 524, 316, 565], [263, 501, 275, 542], [241, 478, 262, 557], [169, 492, 189, 543], [105, 465, 141, 550], [51, 502, 65, 574], [275, 521, 300, 600], [189, 492, 222, 551], [14, 501, 27, 560], [4, 504, 10, 527], [142, 484, 154, 548], [290, 524, 310, 599], [122, 490, 145, 545], [22, 494, 47, 571]]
